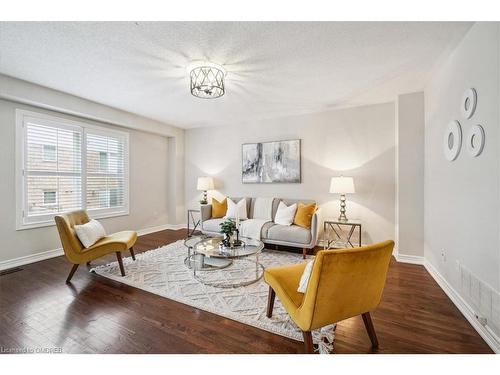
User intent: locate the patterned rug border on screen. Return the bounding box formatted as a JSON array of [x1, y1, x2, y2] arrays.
[[90, 240, 307, 343]]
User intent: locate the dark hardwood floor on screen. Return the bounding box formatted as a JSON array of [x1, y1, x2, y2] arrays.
[[0, 229, 493, 354]]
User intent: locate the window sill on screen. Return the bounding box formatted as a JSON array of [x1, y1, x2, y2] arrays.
[[16, 209, 130, 231]]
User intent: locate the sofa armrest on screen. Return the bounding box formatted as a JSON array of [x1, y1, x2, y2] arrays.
[[309, 208, 321, 248], [200, 204, 212, 222]]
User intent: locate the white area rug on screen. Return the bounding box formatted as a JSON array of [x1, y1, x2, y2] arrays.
[[91, 240, 335, 352]]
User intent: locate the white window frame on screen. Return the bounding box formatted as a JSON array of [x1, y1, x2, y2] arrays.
[[16, 109, 130, 230]]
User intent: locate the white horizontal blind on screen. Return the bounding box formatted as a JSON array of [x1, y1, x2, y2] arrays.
[[18, 110, 129, 228], [24, 119, 82, 223], [86, 131, 126, 213]]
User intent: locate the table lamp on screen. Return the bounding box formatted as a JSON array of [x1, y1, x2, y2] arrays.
[[329, 176, 355, 221], [197, 176, 214, 205]]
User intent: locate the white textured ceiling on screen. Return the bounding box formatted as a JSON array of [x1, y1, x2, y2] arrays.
[[0, 22, 471, 129]]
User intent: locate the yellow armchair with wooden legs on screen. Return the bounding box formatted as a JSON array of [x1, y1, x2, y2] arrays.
[[54, 210, 138, 283], [265, 240, 394, 353]]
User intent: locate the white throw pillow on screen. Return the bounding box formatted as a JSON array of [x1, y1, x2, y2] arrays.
[[297, 260, 314, 293], [74, 219, 106, 248], [253, 197, 274, 220], [225, 198, 248, 220], [274, 201, 297, 226]]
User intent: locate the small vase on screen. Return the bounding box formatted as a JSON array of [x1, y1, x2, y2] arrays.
[[222, 233, 231, 248]]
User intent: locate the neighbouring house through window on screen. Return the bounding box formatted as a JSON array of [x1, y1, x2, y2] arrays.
[[42, 144, 56, 161], [43, 190, 57, 205], [99, 151, 108, 172]]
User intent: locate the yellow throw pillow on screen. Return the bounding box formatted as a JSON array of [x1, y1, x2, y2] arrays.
[[211, 198, 227, 218], [293, 202, 317, 229]]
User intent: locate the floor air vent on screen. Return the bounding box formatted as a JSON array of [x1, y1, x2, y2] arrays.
[[0, 267, 24, 276]]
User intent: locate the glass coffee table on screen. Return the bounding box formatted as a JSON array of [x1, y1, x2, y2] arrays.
[[184, 235, 264, 288]]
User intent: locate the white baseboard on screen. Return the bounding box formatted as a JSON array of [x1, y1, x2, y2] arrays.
[[0, 222, 188, 272], [424, 259, 500, 353], [136, 223, 186, 236], [0, 247, 64, 272], [392, 248, 424, 265]]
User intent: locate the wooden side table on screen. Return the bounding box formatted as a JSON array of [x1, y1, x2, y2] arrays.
[[323, 219, 362, 250], [186, 209, 201, 237]]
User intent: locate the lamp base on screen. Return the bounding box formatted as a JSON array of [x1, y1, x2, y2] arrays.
[[199, 190, 208, 205], [338, 194, 348, 222]]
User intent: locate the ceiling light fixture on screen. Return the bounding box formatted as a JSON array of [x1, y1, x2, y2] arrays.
[[189, 62, 226, 99]]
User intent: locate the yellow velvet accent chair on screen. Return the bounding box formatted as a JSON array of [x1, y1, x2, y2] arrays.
[[54, 210, 138, 283], [265, 240, 394, 353]]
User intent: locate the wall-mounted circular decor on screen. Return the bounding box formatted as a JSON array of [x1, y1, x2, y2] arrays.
[[461, 88, 477, 119], [466, 124, 485, 157], [443, 120, 462, 161]]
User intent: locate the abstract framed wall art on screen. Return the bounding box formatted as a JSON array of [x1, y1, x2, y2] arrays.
[[242, 139, 301, 183]]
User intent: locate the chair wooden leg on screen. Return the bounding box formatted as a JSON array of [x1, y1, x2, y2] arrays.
[[66, 264, 79, 283], [116, 252, 126, 276], [266, 286, 276, 318], [302, 331, 314, 354], [130, 247, 136, 261], [362, 312, 379, 348], [302, 248, 308, 259]]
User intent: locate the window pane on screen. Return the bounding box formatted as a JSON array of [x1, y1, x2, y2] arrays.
[[26, 122, 81, 173], [99, 152, 108, 172], [58, 176, 82, 212], [26, 176, 81, 216], [24, 120, 83, 222], [86, 131, 126, 212], [43, 190, 56, 204], [43, 145, 56, 161], [86, 176, 108, 209], [27, 124, 57, 172], [109, 188, 118, 207], [108, 178, 124, 207]]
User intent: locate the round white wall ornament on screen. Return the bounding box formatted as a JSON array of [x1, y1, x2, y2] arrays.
[[443, 120, 462, 161], [466, 124, 485, 157], [461, 88, 477, 119]]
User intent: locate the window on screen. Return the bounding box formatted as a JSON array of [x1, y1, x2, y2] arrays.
[[42, 144, 56, 161], [43, 190, 57, 205], [16, 110, 129, 229]]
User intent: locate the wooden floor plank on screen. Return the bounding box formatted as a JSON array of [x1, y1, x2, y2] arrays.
[[0, 229, 492, 354]]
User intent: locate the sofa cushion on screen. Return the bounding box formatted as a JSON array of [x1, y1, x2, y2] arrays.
[[212, 198, 227, 218], [202, 218, 225, 233], [267, 224, 311, 245], [274, 201, 297, 226], [253, 197, 274, 220], [225, 198, 248, 220], [293, 202, 317, 229]]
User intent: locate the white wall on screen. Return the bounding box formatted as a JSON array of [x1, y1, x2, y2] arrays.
[[185, 102, 396, 244], [396, 92, 425, 257], [424, 22, 500, 339]]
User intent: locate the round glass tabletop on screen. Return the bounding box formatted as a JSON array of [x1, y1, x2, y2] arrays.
[[193, 236, 264, 259], [183, 235, 265, 288]]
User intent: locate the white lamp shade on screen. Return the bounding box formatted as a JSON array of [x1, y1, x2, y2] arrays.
[[329, 176, 355, 194], [197, 176, 214, 191]]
